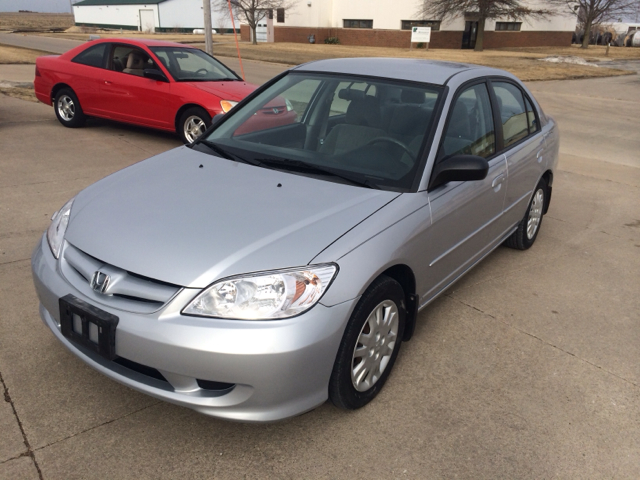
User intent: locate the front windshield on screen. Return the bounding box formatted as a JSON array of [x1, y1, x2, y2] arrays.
[[149, 47, 239, 82], [202, 72, 442, 191]]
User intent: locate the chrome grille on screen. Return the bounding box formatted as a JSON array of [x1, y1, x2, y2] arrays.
[[61, 242, 181, 313]]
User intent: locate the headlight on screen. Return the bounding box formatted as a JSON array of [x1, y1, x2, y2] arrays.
[[183, 264, 337, 320], [285, 98, 294, 111], [46, 198, 74, 259], [220, 100, 238, 113]]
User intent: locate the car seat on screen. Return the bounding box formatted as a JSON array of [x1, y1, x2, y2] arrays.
[[123, 51, 146, 77], [319, 90, 385, 155]]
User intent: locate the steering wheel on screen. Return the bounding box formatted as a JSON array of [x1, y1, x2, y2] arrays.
[[366, 137, 415, 161], [195, 68, 209, 76]]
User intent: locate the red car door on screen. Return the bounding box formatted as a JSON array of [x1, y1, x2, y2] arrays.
[[98, 44, 176, 130]]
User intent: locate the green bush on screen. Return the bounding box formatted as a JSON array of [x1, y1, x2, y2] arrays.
[[324, 37, 340, 45]]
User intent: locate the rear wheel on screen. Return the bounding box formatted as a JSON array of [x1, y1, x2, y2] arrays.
[[504, 178, 548, 250], [54, 88, 86, 128], [329, 275, 405, 410], [178, 107, 211, 144]]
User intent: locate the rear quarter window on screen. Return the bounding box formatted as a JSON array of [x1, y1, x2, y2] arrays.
[[72, 44, 108, 68]]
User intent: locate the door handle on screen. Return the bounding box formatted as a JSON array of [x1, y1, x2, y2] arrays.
[[536, 149, 544, 163], [492, 173, 505, 188], [104, 80, 112, 85]]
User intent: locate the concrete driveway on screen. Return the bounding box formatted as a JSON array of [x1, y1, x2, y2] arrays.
[[0, 62, 639, 478]]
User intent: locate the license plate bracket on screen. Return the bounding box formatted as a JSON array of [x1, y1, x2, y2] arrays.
[[59, 294, 119, 360]]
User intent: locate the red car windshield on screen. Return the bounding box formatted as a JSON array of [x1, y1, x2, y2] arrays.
[[149, 47, 239, 82]]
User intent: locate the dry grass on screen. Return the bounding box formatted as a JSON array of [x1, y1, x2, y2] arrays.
[[205, 42, 634, 81], [0, 86, 38, 102], [497, 45, 640, 60], [0, 12, 74, 32], [0, 45, 49, 64]]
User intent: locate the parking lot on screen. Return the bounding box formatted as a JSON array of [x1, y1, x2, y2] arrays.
[[1, 61, 639, 478]]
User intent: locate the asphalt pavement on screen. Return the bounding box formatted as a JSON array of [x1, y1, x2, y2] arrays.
[[1, 34, 639, 479]]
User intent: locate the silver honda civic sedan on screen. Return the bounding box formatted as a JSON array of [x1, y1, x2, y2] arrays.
[[32, 58, 559, 422]]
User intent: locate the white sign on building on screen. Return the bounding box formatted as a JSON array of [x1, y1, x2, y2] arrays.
[[411, 27, 431, 43]]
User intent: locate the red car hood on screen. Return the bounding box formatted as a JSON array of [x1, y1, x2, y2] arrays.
[[186, 80, 257, 100]]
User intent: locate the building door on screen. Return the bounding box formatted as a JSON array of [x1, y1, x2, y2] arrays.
[[139, 9, 155, 33], [462, 21, 478, 49], [255, 23, 267, 42]]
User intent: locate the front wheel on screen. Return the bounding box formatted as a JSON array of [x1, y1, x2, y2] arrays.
[[504, 178, 548, 250], [178, 107, 211, 144], [329, 275, 405, 410], [54, 88, 86, 128]]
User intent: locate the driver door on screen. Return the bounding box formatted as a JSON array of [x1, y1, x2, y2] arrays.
[[419, 81, 508, 300], [99, 44, 175, 129]]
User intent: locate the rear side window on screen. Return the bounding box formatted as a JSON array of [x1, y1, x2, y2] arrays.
[[440, 83, 495, 160], [524, 96, 539, 133], [72, 44, 107, 68], [492, 82, 528, 148]]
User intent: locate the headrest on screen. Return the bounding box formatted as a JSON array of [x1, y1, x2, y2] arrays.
[[126, 52, 145, 69], [338, 88, 365, 101], [389, 105, 431, 136], [345, 96, 381, 128], [401, 89, 425, 104]]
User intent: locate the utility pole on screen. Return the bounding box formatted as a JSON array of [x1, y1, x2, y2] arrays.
[[203, 0, 213, 54]]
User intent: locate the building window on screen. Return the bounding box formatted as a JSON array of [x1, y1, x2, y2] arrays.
[[277, 8, 285, 23], [401, 20, 441, 31], [495, 22, 521, 31], [343, 19, 373, 29]]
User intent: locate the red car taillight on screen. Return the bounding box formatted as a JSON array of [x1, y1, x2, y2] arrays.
[[35, 66, 41, 77]]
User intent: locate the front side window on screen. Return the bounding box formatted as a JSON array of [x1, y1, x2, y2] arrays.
[[109, 45, 159, 76], [201, 73, 442, 192], [440, 83, 495, 160], [492, 81, 528, 147], [149, 47, 239, 82], [72, 43, 108, 68]]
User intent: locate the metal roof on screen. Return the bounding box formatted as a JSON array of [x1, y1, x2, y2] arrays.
[[74, 0, 167, 6], [293, 58, 501, 86]]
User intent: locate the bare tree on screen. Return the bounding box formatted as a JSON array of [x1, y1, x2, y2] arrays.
[[418, 0, 553, 51], [214, 0, 294, 45], [562, 0, 639, 48]]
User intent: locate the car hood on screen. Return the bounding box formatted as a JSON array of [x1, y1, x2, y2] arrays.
[[186, 80, 256, 101], [65, 147, 400, 288]]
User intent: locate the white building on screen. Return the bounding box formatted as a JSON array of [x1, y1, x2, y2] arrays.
[[242, 0, 577, 49], [73, 0, 239, 33]]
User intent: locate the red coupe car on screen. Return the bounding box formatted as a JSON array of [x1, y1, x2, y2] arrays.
[[34, 38, 262, 143]]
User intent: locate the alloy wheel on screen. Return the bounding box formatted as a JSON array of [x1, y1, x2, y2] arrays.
[[527, 188, 544, 240], [57, 95, 75, 121], [183, 115, 206, 143], [351, 299, 399, 392]]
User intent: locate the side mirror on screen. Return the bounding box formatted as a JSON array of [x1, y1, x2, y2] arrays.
[[143, 69, 168, 82], [428, 154, 489, 191]]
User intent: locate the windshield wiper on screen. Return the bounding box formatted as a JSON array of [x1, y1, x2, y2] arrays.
[[197, 140, 263, 167], [257, 157, 377, 189]]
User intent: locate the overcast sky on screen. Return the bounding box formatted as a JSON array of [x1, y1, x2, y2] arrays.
[[0, 0, 79, 13]]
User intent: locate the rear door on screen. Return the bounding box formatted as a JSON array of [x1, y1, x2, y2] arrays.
[[489, 79, 544, 227], [99, 44, 175, 129], [421, 81, 507, 300]]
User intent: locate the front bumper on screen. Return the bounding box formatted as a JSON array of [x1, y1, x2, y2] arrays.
[[32, 236, 356, 422]]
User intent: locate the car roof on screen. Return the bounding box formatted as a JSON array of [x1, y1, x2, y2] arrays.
[[89, 37, 195, 48], [292, 57, 507, 86]]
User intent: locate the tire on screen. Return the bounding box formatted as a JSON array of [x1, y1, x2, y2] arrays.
[[504, 178, 548, 250], [329, 275, 406, 410], [54, 88, 86, 128], [178, 107, 211, 144]]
